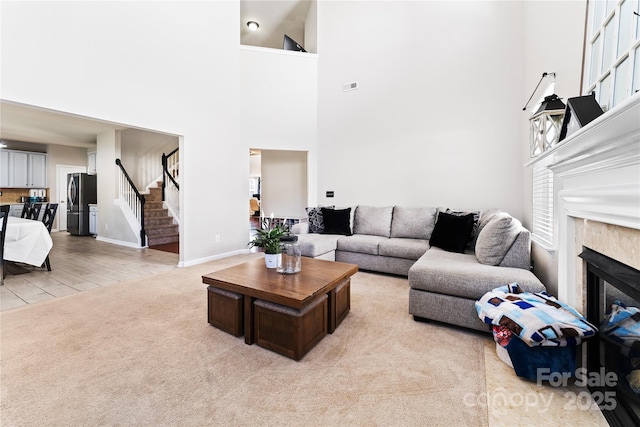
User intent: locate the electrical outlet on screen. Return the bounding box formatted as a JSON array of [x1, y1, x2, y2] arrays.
[[215, 234, 220, 242], [105, 223, 109, 230]]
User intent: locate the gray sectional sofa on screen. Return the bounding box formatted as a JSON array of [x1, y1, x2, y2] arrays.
[[291, 205, 546, 332]]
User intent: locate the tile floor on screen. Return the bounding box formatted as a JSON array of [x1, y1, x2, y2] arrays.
[[1, 232, 178, 311]]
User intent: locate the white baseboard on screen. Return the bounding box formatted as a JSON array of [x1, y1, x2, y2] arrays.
[[96, 235, 145, 249], [179, 249, 250, 268], [96, 237, 250, 269]]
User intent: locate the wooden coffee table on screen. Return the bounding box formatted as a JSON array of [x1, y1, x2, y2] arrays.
[[202, 257, 358, 360]]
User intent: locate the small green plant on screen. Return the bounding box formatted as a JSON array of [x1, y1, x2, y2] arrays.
[[248, 216, 287, 254]]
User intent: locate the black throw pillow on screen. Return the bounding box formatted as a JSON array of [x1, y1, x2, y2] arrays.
[[429, 211, 475, 253], [321, 207, 352, 236]]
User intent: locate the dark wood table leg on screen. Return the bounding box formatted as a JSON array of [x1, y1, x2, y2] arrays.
[[244, 295, 255, 345], [328, 288, 336, 334]]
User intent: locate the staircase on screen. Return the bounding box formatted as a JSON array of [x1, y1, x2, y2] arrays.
[[143, 181, 179, 246]]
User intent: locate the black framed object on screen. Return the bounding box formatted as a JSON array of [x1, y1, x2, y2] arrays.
[[559, 93, 604, 141], [283, 34, 306, 52]]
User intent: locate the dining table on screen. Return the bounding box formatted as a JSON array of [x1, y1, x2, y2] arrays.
[[2, 216, 53, 267]]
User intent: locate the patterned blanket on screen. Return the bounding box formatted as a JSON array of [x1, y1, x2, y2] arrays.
[[475, 283, 597, 347], [601, 302, 640, 354]]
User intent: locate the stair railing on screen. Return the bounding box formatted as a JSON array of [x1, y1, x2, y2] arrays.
[[115, 159, 146, 247], [162, 148, 180, 221]]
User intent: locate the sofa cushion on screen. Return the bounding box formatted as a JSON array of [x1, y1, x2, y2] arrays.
[[353, 206, 393, 237], [296, 233, 339, 257], [475, 213, 522, 266], [305, 205, 334, 233], [445, 208, 480, 250], [337, 235, 387, 256], [321, 207, 352, 236], [499, 230, 531, 269], [408, 247, 546, 300], [429, 211, 475, 253], [378, 238, 430, 260], [390, 206, 437, 240], [470, 208, 501, 248]]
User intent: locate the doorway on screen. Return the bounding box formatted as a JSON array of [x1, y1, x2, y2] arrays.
[[249, 149, 308, 229], [56, 165, 87, 231]]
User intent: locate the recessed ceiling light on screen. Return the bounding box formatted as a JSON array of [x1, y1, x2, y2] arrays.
[[247, 21, 259, 31]]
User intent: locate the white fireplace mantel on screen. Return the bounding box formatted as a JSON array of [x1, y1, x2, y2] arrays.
[[529, 93, 640, 308]]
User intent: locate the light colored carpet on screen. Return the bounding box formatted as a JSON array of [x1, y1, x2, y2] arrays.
[[1, 254, 489, 426]]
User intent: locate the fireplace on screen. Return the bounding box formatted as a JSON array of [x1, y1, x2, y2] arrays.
[[581, 247, 640, 426], [528, 93, 639, 423]]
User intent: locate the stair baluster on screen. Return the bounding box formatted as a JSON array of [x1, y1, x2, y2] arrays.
[[115, 159, 146, 247], [162, 148, 180, 223]]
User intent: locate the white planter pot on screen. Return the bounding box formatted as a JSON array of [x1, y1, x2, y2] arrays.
[[264, 253, 281, 269]]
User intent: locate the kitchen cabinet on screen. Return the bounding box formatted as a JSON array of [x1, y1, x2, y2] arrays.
[[9, 151, 28, 187], [87, 152, 97, 175], [0, 150, 47, 188], [0, 150, 9, 187], [89, 205, 98, 235], [28, 153, 47, 187]]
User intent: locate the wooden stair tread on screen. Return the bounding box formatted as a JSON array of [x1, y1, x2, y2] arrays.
[[145, 223, 177, 229], [142, 183, 179, 249]]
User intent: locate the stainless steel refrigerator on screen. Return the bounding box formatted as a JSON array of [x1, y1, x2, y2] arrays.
[[67, 173, 97, 236]]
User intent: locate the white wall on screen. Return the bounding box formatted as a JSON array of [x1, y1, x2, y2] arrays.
[[240, 45, 318, 205], [96, 130, 138, 244], [249, 153, 261, 177], [305, 0, 318, 54], [260, 149, 308, 219], [121, 128, 179, 190], [522, 0, 586, 294], [317, 1, 527, 216], [1, 1, 242, 265], [239, 47, 317, 149]]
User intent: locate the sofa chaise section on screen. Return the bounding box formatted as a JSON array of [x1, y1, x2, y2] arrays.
[[408, 247, 546, 332], [407, 210, 546, 332]]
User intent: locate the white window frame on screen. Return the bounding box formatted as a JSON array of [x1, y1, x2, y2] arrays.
[[582, 0, 640, 110]]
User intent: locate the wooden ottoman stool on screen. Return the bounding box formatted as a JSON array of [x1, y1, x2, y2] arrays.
[[254, 294, 328, 360], [333, 278, 350, 330], [207, 286, 244, 337]]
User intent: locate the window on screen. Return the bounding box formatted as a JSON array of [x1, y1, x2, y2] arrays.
[[583, 0, 640, 111], [532, 163, 554, 249]]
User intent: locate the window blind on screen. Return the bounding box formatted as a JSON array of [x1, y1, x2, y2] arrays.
[[532, 164, 554, 248]]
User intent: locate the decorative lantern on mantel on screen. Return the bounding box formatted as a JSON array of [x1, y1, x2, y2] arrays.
[[529, 94, 566, 157]]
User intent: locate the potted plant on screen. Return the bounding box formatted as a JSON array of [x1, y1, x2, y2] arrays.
[[248, 215, 287, 268]]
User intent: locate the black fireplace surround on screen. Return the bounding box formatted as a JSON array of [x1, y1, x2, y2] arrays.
[[581, 247, 640, 426]]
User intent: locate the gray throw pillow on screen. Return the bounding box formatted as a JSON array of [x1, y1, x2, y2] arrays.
[[353, 206, 393, 237], [470, 208, 502, 249], [390, 206, 437, 240], [475, 213, 522, 265]]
